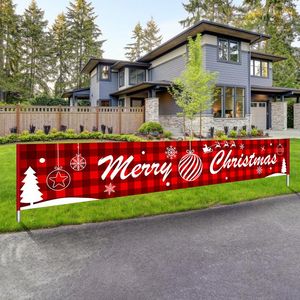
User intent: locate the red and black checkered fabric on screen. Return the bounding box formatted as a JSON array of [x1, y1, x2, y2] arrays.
[[16, 139, 290, 211]]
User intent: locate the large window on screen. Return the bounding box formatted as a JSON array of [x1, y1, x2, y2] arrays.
[[129, 68, 145, 85], [212, 86, 245, 118], [119, 69, 125, 87], [250, 59, 269, 77], [218, 39, 240, 63], [99, 65, 110, 81]]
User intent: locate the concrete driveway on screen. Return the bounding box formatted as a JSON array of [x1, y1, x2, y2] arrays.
[[267, 129, 300, 139], [1, 194, 300, 300]]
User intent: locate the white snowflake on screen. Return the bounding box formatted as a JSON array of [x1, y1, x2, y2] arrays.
[[165, 146, 177, 160], [261, 146, 265, 152], [257, 166, 263, 175], [104, 183, 116, 196], [239, 143, 245, 150]]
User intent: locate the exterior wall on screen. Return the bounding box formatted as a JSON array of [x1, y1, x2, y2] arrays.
[[294, 103, 300, 129], [90, 69, 98, 106], [271, 102, 287, 130], [250, 67, 273, 87], [145, 97, 159, 122], [99, 71, 118, 101], [157, 91, 181, 115]]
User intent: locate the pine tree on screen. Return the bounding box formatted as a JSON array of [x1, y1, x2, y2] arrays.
[[20, 0, 52, 97], [125, 22, 144, 61], [180, 0, 236, 28], [0, 0, 22, 101], [66, 0, 103, 89], [51, 13, 73, 97], [143, 17, 162, 53]]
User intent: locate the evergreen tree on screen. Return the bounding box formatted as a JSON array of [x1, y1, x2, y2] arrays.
[[180, 0, 236, 28], [0, 0, 22, 101], [51, 13, 72, 97], [125, 22, 144, 61], [20, 0, 52, 97], [66, 0, 103, 89], [143, 17, 162, 53]]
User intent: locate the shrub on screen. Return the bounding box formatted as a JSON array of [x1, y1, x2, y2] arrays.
[[30, 96, 68, 106], [229, 130, 237, 138], [257, 129, 264, 137], [163, 130, 172, 139], [250, 128, 259, 136], [239, 129, 247, 137], [215, 130, 225, 138], [138, 122, 163, 135], [36, 129, 44, 135], [21, 130, 30, 136], [287, 100, 294, 128], [217, 134, 228, 141], [66, 128, 75, 134], [50, 128, 58, 134]]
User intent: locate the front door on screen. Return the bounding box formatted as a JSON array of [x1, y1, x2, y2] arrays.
[[251, 102, 267, 130]]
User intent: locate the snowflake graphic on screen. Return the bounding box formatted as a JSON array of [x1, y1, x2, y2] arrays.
[[257, 166, 263, 175], [239, 143, 245, 150], [165, 146, 178, 160], [104, 183, 116, 196], [261, 146, 266, 152]]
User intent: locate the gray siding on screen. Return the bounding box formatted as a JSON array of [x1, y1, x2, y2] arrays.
[[90, 73, 99, 106], [150, 55, 185, 81], [157, 91, 182, 115], [99, 72, 118, 99], [203, 44, 251, 115]]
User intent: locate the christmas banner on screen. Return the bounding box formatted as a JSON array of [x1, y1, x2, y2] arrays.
[[16, 139, 290, 213]]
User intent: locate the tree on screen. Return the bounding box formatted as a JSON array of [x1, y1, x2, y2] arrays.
[[125, 22, 144, 61], [20, 167, 43, 206], [168, 34, 218, 137], [67, 0, 103, 89], [20, 0, 52, 97], [0, 0, 22, 101], [51, 13, 73, 97], [180, 0, 236, 28], [143, 17, 162, 53], [281, 158, 287, 174]]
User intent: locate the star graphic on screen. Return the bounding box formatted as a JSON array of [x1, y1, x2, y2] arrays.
[[104, 183, 116, 196], [239, 144, 245, 150], [261, 146, 266, 152], [49, 171, 69, 188]]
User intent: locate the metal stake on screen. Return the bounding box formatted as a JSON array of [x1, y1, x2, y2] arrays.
[[286, 174, 290, 187], [16, 210, 21, 223]]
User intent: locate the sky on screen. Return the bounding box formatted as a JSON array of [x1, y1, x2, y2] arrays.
[[15, 0, 300, 60]]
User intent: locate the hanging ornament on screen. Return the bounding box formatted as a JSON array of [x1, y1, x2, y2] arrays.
[[46, 144, 71, 191], [178, 150, 203, 182], [70, 143, 86, 171], [276, 144, 284, 156]]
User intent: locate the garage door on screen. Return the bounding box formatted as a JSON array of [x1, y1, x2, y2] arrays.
[[251, 102, 267, 130]]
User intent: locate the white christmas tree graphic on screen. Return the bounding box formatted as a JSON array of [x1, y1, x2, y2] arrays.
[[281, 158, 287, 174], [20, 167, 43, 206]]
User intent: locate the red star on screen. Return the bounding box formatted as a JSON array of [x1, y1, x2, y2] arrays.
[[49, 171, 69, 189]]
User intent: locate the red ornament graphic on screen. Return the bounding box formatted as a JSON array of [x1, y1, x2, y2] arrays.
[[178, 150, 203, 182], [276, 144, 284, 156]]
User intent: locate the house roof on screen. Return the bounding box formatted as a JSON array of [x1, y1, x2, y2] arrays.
[[111, 61, 150, 70], [110, 81, 171, 96], [81, 58, 118, 74], [251, 51, 286, 62], [62, 87, 90, 99], [251, 85, 300, 96], [138, 20, 270, 63]]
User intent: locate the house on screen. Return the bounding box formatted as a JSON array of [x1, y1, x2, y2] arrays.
[[81, 20, 300, 136]]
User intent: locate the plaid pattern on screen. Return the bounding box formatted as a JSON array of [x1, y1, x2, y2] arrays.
[[16, 139, 290, 211]]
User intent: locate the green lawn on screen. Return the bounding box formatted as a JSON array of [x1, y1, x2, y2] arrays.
[[0, 140, 299, 233]]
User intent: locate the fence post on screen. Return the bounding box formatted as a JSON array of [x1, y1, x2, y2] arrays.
[[16, 104, 20, 134], [57, 105, 62, 130]]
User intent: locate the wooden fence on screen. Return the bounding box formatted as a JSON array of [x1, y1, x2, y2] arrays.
[[0, 105, 145, 136]]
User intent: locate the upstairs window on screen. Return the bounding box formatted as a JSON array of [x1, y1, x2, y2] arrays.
[[129, 68, 145, 85], [218, 39, 240, 63], [251, 59, 269, 77], [99, 65, 110, 81], [119, 69, 125, 87]]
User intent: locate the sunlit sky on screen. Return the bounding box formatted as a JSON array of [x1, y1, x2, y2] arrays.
[[15, 0, 300, 59]]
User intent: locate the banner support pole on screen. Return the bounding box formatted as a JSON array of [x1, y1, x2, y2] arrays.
[[16, 210, 21, 223], [286, 174, 290, 187]]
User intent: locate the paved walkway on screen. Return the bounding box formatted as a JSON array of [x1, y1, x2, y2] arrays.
[[1, 194, 300, 299], [266, 129, 300, 139]]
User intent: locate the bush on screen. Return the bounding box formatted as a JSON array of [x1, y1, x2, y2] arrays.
[[217, 134, 228, 141], [163, 130, 172, 139], [229, 130, 237, 138], [287, 100, 294, 128], [30, 96, 68, 106], [239, 129, 247, 137], [215, 130, 225, 138], [138, 122, 163, 135], [250, 128, 259, 136]]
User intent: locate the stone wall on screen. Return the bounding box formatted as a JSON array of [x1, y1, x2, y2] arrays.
[[294, 103, 300, 129], [271, 102, 287, 130], [145, 98, 159, 123], [159, 114, 251, 137]]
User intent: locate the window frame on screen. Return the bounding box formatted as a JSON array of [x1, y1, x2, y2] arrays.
[[213, 86, 245, 118], [250, 59, 269, 78], [217, 38, 241, 64], [119, 69, 125, 87], [99, 65, 111, 81], [128, 68, 146, 85]]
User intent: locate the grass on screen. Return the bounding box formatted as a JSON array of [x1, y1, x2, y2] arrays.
[[0, 140, 299, 233]]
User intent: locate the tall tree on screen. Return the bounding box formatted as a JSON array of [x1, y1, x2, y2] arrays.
[[51, 13, 72, 97], [20, 0, 52, 97], [143, 17, 162, 53], [180, 0, 236, 28], [125, 22, 144, 61], [67, 0, 103, 89], [0, 0, 22, 101]]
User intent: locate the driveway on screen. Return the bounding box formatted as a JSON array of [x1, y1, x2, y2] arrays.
[[267, 129, 300, 139], [1, 194, 300, 300]]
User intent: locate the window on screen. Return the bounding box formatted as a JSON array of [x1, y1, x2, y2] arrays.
[[213, 86, 245, 118], [100, 100, 110, 107], [119, 69, 125, 87], [99, 65, 110, 81], [251, 59, 269, 78], [218, 39, 240, 63], [130, 98, 144, 107], [118, 99, 125, 107], [129, 68, 145, 85]]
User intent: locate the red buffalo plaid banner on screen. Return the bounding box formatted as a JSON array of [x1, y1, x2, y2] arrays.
[[16, 139, 290, 218]]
